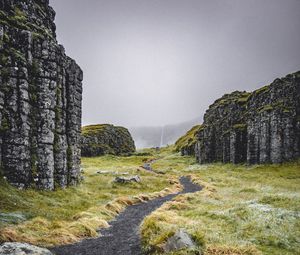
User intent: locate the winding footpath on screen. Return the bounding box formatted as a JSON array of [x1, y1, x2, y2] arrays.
[[52, 176, 201, 255]]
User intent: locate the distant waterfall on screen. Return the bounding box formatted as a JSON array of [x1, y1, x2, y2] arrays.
[[160, 126, 164, 148]]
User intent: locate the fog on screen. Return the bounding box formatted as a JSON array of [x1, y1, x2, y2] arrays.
[[50, 0, 300, 128]]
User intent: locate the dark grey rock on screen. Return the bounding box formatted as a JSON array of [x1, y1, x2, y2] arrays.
[[0, 0, 82, 190], [195, 71, 300, 165]]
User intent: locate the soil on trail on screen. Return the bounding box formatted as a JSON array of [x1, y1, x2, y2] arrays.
[[51, 176, 201, 255]]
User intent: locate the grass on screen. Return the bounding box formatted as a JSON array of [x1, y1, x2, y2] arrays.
[[0, 154, 180, 246], [0, 148, 299, 254], [175, 125, 202, 152], [141, 153, 300, 255]]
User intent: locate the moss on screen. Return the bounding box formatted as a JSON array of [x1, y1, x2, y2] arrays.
[[29, 60, 40, 76], [1, 68, 10, 82], [175, 125, 202, 152], [30, 153, 38, 178], [254, 85, 270, 95], [0, 8, 52, 40], [233, 123, 247, 130], [237, 93, 251, 104], [82, 124, 113, 136], [211, 91, 251, 110], [0, 8, 30, 31], [67, 147, 73, 169], [13, 7, 27, 23], [0, 53, 9, 66], [81, 124, 135, 156], [10, 48, 26, 63], [0, 115, 9, 133], [32, 32, 44, 40], [259, 104, 273, 113]]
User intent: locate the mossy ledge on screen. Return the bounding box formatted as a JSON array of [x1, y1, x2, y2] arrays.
[[81, 124, 136, 157]]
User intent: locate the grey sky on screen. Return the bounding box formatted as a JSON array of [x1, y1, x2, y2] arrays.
[[50, 0, 300, 127]]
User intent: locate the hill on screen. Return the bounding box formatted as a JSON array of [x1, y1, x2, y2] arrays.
[[81, 124, 135, 156]]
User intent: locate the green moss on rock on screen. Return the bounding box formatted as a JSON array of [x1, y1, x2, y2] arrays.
[[81, 124, 136, 157], [175, 125, 202, 155]]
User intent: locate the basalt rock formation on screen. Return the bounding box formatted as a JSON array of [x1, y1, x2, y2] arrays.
[[175, 125, 202, 156], [81, 124, 136, 157], [0, 0, 83, 189], [196, 71, 300, 164]]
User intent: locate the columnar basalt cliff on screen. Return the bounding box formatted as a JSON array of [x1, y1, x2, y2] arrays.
[[0, 0, 83, 189], [175, 125, 202, 156], [81, 124, 136, 157], [196, 71, 300, 164]]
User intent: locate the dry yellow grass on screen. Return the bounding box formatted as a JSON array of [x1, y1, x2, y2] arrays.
[[0, 154, 181, 247], [141, 153, 300, 255]]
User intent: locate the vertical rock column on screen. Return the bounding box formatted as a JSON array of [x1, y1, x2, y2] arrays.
[[66, 59, 83, 185], [0, 0, 83, 189]]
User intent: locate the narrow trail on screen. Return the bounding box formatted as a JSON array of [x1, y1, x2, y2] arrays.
[[52, 177, 201, 255]]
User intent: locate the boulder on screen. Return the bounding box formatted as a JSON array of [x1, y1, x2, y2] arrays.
[[114, 175, 141, 183], [0, 242, 53, 255], [163, 229, 196, 252], [81, 124, 135, 157]]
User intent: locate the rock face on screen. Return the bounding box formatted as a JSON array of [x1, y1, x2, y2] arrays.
[[175, 125, 202, 156], [0, 0, 83, 189], [196, 71, 300, 164], [81, 124, 136, 157], [0, 242, 53, 255]]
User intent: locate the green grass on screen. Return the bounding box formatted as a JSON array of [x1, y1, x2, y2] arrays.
[[0, 154, 180, 246], [141, 153, 300, 255], [0, 149, 299, 254]]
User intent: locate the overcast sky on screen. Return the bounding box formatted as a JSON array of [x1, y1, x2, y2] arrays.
[[50, 0, 300, 127]]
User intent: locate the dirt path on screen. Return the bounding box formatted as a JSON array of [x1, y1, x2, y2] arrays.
[[51, 177, 201, 255]]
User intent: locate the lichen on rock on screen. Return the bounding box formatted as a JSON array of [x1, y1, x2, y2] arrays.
[[195, 71, 300, 164], [0, 0, 83, 190], [81, 124, 136, 157]]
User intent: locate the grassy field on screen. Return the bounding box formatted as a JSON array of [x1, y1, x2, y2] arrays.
[[141, 152, 300, 255], [0, 153, 180, 246], [0, 148, 299, 255]]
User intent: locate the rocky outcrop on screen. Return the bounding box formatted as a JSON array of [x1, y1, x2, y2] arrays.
[[0, 0, 83, 189], [196, 71, 300, 164], [81, 124, 135, 157], [175, 125, 202, 156]]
